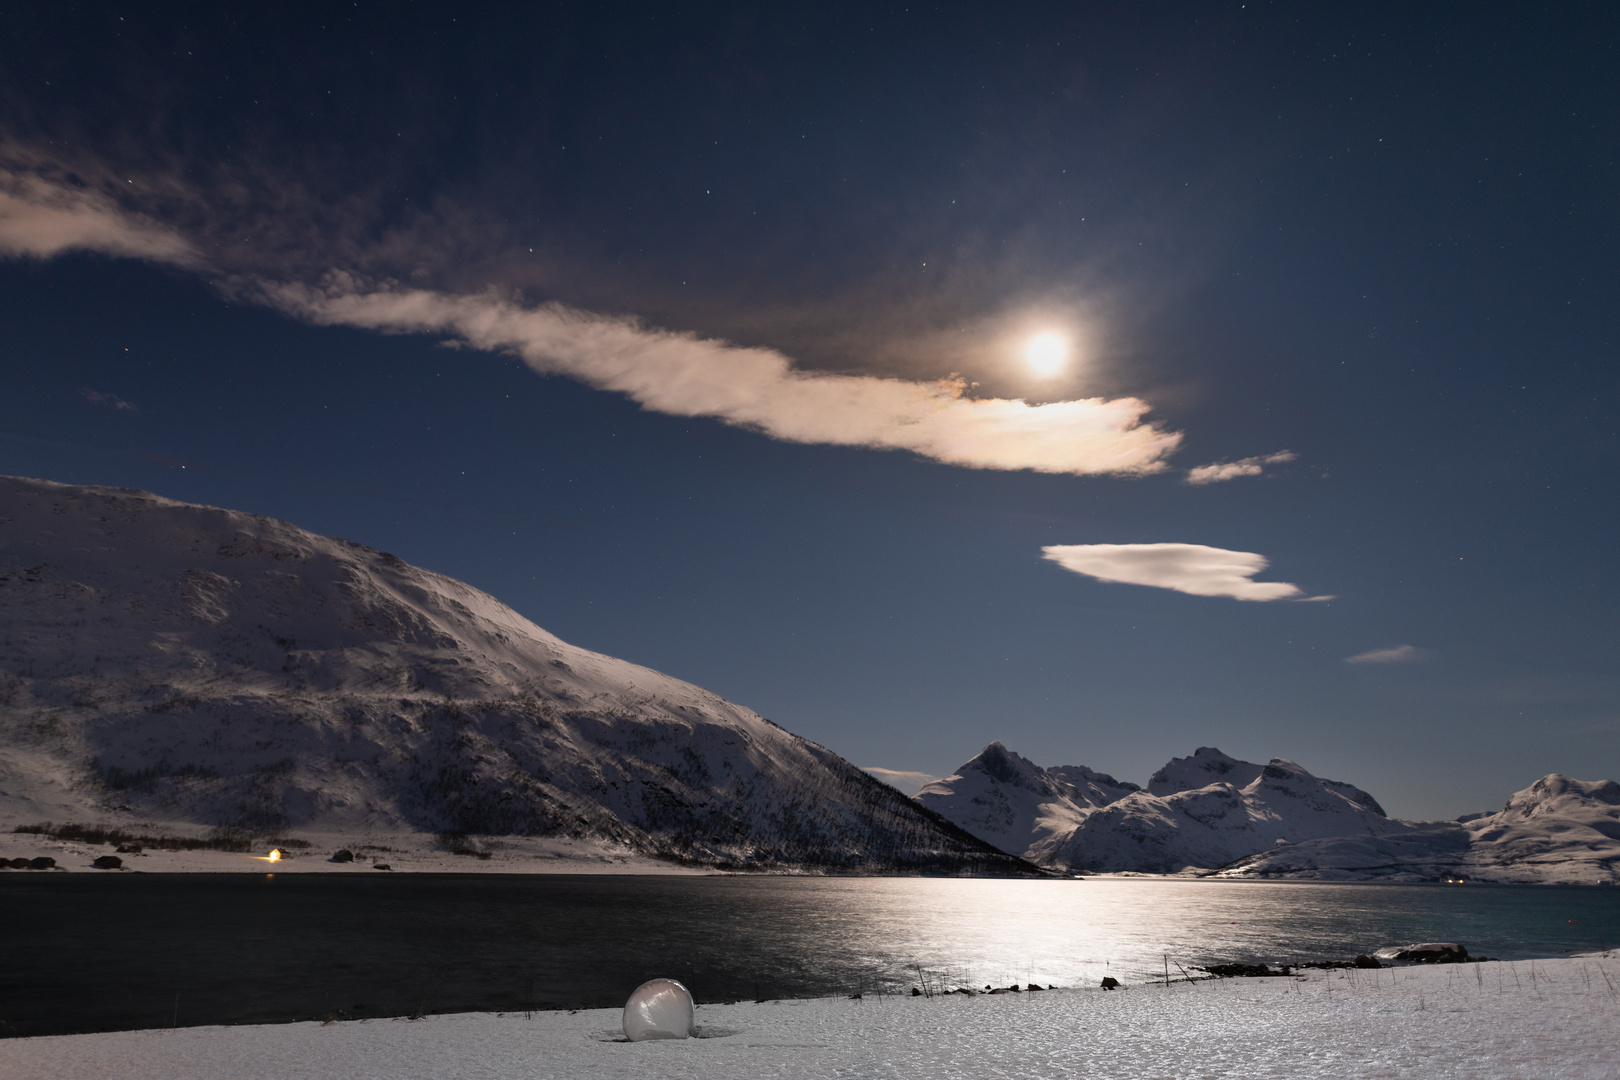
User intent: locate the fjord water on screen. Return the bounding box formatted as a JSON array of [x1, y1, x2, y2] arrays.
[[3, 875, 1616, 1037]]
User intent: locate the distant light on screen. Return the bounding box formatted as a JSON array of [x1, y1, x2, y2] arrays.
[[1025, 333, 1067, 376]]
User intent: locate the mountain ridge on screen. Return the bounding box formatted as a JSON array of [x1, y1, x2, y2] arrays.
[[916, 742, 1619, 883], [0, 475, 1033, 875]]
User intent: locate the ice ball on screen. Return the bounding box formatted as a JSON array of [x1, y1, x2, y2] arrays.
[[622, 978, 695, 1041]]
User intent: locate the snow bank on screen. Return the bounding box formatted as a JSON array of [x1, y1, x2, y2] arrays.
[[12, 957, 1618, 1079]]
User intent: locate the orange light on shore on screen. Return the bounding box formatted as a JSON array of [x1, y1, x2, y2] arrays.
[[256, 848, 286, 863]]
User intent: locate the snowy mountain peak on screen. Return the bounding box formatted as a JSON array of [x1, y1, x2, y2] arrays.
[[915, 743, 1134, 860], [1048, 750, 1399, 873], [1147, 746, 1264, 797], [950, 743, 1056, 795], [1500, 774, 1620, 818]]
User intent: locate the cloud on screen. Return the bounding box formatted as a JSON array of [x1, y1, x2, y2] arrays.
[[0, 175, 196, 264], [255, 277, 1184, 476], [1345, 645, 1425, 664], [0, 168, 1183, 478], [1185, 450, 1297, 485], [81, 389, 138, 414], [1041, 542, 1325, 601], [862, 767, 945, 796]]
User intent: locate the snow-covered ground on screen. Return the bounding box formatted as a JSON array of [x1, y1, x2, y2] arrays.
[[12, 957, 1618, 1079]]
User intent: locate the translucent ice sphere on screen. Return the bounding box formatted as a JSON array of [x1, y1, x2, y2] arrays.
[[622, 978, 695, 1041]]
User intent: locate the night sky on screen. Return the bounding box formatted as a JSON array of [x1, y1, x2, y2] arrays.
[[1, 3, 1615, 819]]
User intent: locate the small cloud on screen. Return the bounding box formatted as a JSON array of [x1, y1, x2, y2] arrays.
[[1345, 644, 1426, 664], [82, 388, 138, 414], [1041, 542, 1316, 602], [1185, 450, 1297, 485], [862, 767, 944, 796]]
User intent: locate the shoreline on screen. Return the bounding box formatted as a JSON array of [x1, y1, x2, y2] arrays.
[[7, 830, 1618, 884], [10, 957, 1619, 1078]]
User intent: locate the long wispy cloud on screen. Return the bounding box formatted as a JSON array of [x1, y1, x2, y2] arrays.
[[0, 168, 1183, 478], [1185, 450, 1296, 485], [1345, 645, 1425, 664], [0, 175, 197, 264], [1041, 542, 1329, 601], [260, 277, 1181, 475]]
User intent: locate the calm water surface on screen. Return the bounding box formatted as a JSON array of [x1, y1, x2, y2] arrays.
[[3, 874, 1617, 1036]]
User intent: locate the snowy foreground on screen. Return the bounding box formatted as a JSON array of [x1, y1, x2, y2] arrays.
[[15, 957, 1619, 1079]]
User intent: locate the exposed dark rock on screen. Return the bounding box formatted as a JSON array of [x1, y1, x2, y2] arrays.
[[330, 849, 354, 863], [1200, 963, 1289, 978], [115, 843, 143, 854], [1354, 954, 1382, 969], [1391, 943, 1468, 964], [1100, 976, 1121, 990], [372, 863, 392, 871], [1026, 983, 1045, 991]]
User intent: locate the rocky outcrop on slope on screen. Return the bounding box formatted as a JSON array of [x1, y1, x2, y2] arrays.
[[0, 476, 1032, 874], [1215, 774, 1620, 884], [915, 743, 1137, 860]]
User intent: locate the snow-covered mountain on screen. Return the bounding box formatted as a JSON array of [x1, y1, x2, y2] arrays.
[[1215, 773, 1620, 884], [913, 743, 1138, 860], [0, 476, 1032, 874], [1044, 748, 1394, 873], [914, 742, 1619, 883]]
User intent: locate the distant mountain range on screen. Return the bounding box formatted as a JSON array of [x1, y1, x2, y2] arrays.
[[0, 476, 1029, 875], [915, 744, 1620, 884], [6, 476, 1614, 884]]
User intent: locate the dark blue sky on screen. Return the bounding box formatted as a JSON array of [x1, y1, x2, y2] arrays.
[[2, 2, 1616, 817]]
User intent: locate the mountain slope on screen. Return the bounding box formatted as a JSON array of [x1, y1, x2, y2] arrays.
[[0, 476, 1031, 874], [1215, 774, 1620, 884], [914, 743, 1138, 860]]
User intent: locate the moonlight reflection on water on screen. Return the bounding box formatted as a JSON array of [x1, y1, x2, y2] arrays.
[[3, 874, 1616, 1037]]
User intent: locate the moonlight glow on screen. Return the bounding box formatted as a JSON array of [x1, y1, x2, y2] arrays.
[[1024, 333, 1067, 376]]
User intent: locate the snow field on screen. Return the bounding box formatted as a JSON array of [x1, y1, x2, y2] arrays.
[[13, 957, 1619, 1079]]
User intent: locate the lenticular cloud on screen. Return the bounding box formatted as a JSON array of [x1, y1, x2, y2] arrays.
[[1041, 542, 1323, 601], [260, 279, 1181, 477]]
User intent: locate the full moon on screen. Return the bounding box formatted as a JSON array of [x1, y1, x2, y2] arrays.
[[1024, 332, 1067, 376]]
